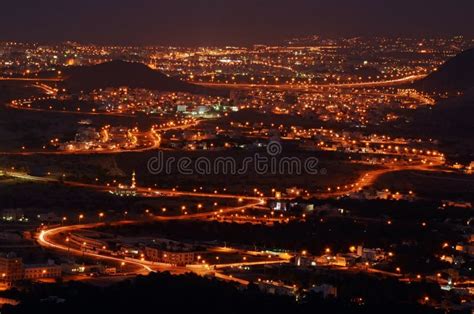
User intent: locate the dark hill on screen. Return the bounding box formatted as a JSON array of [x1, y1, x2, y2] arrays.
[[413, 48, 474, 138], [415, 48, 474, 94], [410, 87, 474, 158], [61, 60, 228, 97], [428, 87, 474, 132]]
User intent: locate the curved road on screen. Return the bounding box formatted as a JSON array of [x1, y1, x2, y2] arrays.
[[37, 199, 275, 282]]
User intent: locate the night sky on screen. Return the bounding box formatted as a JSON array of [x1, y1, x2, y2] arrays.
[[1, 0, 473, 45]]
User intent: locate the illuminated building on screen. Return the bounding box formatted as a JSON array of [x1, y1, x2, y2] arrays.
[[144, 246, 195, 266], [0, 253, 61, 284], [0, 253, 23, 284], [111, 171, 137, 197], [23, 263, 62, 280]]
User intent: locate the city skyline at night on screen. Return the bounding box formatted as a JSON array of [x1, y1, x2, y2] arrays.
[[1, 0, 474, 45], [0, 2, 473, 314]]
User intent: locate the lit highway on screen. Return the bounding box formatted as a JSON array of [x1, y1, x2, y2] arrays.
[[3, 154, 444, 202], [38, 223, 154, 273], [0, 74, 425, 89], [194, 74, 427, 91], [37, 206, 288, 285], [0, 77, 62, 82], [318, 160, 445, 198]]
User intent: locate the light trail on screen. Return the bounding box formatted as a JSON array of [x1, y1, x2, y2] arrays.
[[36, 199, 278, 283], [38, 224, 153, 273]]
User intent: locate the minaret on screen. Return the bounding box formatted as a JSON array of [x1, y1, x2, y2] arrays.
[[131, 171, 136, 189]]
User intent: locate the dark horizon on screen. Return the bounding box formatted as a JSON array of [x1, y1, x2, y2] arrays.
[[1, 0, 473, 46]]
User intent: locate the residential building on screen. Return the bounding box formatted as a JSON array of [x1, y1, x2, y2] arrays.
[[144, 246, 194, 266]]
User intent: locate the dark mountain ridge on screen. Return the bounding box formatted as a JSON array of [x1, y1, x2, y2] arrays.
[[415, 48, 474, 94], [60, 60, 228, 97]]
